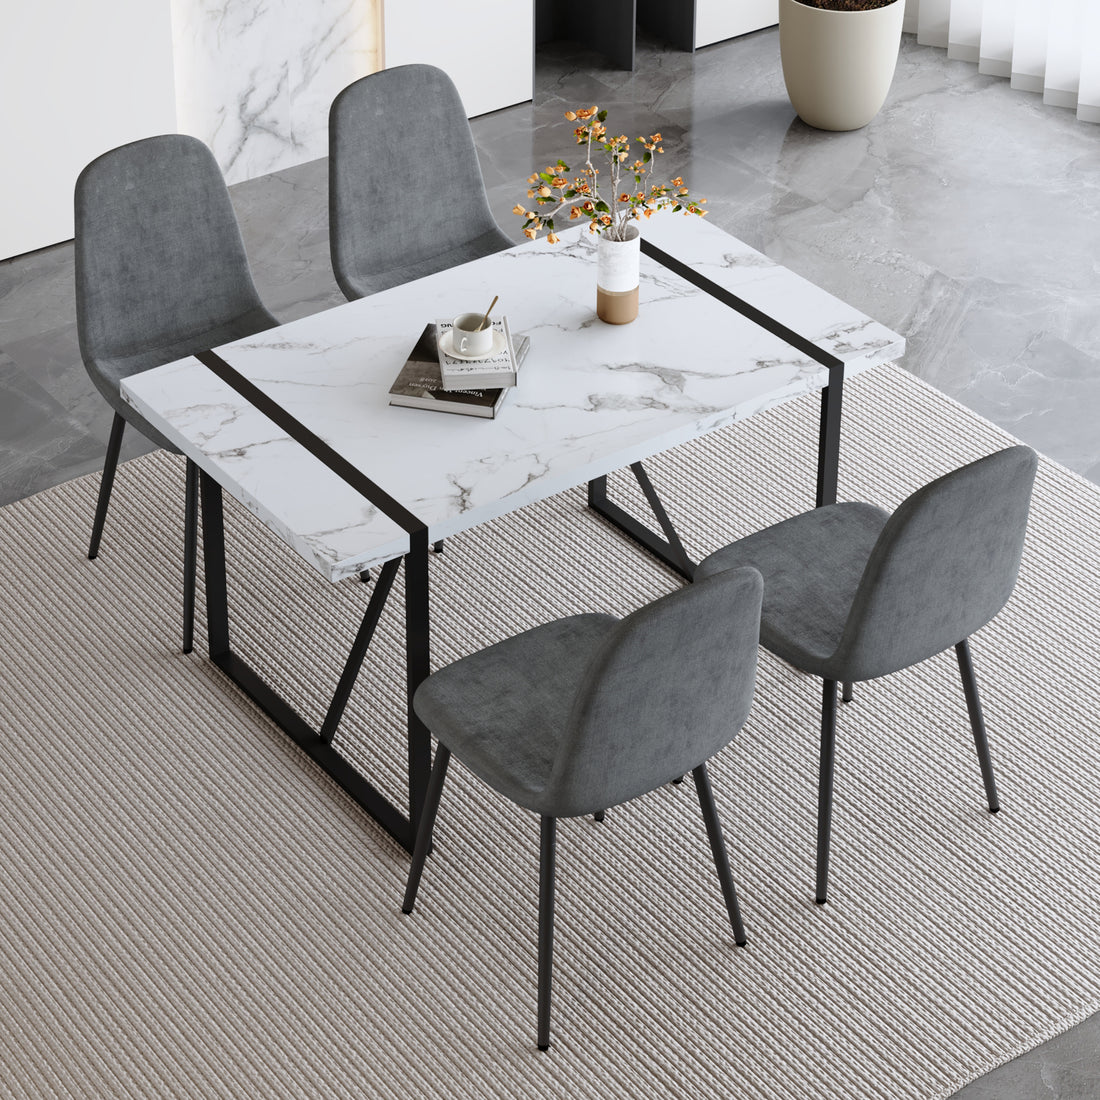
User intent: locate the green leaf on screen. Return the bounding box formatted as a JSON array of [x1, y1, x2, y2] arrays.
[[557, 159, 569, 168], [673, 204, 682, 212], [643, 151, 651, 163], [562, 190, 576, 199], [594, 200, 610, 213], [597, 109, 608, 121], [539, 171, 554, 182]]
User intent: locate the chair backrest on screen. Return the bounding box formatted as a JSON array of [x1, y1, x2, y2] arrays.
[[833, 445, 1038, 682], [542, 567, 764, 817], [74, 134, 266, 382], [328, 64, 502, 299]]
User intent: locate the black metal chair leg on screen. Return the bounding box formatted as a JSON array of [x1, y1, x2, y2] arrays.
[[401, 745, 452, 914], [816, 679, 838, 905], [842, 681, 853, 703], [88, 413, 126, 560], [692, 763, 748, 946], [955, 639, 1000, 812], [537, 815, 557, 1051], [182, 459, 198, 654], [592, 810, 605, 822]]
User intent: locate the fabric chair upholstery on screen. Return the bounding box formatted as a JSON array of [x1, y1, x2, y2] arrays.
[[328, 64, 512, 301], [696, 445, 1039, 904], [74, 134, 278, 651], [403, 566, 764, 1049]]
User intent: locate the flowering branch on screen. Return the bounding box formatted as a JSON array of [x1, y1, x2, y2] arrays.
[[513, 106, 707, 243]]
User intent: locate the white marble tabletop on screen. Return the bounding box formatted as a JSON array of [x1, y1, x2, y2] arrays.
[[122, 214, 904, 581]]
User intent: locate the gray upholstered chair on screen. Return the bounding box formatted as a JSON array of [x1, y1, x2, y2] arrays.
[[402, 566, 764, 1050], [696, 445, 1039, 905], [328, 64, 512, 301], [75, 134, 278, 653]]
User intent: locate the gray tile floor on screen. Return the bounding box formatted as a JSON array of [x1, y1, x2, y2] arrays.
[[2, 28, 1098, 1097]]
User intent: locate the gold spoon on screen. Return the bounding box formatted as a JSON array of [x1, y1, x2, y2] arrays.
[[477, 295, 499, 331]]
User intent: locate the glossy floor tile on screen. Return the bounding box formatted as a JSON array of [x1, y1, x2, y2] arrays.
[[1, 27, 1097, 1097]]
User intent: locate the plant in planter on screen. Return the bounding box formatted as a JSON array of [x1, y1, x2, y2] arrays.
[[513, 107, 706, 323], [779, 0, 905, 131]]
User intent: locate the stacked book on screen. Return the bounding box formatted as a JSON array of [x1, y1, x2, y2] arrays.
[[389, 318, 528, 418]]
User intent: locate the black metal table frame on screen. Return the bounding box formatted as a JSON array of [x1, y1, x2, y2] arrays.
[[191, 248, 846, 853]]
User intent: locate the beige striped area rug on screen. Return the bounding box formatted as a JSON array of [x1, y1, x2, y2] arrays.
[[2, 364, 1098, 1100]]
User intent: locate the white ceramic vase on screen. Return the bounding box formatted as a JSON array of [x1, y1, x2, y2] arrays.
[[779, 0, 904, 132], [596, 224, 641, 324]]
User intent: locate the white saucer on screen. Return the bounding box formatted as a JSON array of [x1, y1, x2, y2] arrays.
[[439, 329, 507, 361]]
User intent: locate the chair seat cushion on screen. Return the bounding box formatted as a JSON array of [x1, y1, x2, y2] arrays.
[[695, 503, 889, 678], [413, 613, 620, 812]]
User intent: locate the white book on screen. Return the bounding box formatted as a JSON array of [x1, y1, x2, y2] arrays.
[[436, 316, 518, 391]]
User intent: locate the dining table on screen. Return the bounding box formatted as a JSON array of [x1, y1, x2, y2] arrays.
[[121, 213, 905, 851]]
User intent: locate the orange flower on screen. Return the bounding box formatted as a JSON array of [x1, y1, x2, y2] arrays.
[[644, 208, 654, 219], [551, 176, 568, 188], [526, 189, 534, 198], [512, 203, 526, 215], [546, 231, 560, 244], [524, 227, 537, 239], [619, 193, 629, 202], [538, 185, 552, 197], [564, 110, 577, 121], [670, 177, 684, 187], [569, 206, 581, 220]]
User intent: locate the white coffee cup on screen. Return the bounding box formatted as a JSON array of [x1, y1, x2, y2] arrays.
[[451, 312, 495, 357]]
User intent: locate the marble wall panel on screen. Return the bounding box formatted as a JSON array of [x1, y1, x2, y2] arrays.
[[170, 0, 381, 186]]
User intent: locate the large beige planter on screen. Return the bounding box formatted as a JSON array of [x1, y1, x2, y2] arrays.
[[779, 0, 905, 131]]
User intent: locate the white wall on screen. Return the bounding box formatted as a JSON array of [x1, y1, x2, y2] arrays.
[[0, 1, 177, 258], [383, 0, 533, 118], [696, 0, 778, 48]]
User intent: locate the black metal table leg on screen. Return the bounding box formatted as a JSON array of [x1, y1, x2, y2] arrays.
[[405, 530, 432, 832], [816, 365, 845, 508], [319, 557, 402, 745], [197, 469, 418, 850], [199, 471, 230, 658], [587, 464, 695, 580]]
